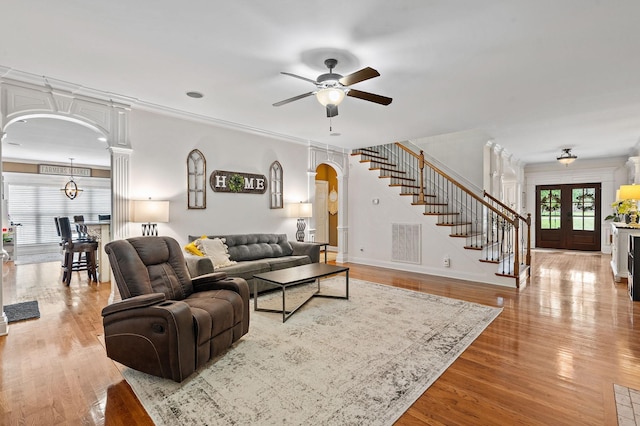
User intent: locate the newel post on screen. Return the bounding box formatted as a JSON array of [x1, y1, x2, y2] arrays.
[[418, 150, 426, 204]]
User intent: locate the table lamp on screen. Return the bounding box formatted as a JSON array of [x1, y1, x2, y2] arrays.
[[131, 199, 170, 236], [618, 184, 640, 227]]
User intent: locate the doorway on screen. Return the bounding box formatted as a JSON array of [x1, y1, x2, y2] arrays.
[[315, 164, 338, 248], [535, 183, 601, 251]]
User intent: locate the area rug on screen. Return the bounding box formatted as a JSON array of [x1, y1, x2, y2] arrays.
[[614, 383, 640, 425], [4, 300, 40, 323], [120, 278, 502, 426]]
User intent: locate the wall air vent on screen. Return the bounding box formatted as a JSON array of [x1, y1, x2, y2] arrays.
[[392, 223, 421, 264]]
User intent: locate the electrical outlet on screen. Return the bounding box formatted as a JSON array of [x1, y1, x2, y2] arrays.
[[443, 257, 450, 267]]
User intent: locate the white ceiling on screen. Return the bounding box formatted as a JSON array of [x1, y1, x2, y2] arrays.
[[2, 0, 640, 167]]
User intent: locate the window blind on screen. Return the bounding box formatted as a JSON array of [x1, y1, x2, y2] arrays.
[[7, 183, 111, 245]]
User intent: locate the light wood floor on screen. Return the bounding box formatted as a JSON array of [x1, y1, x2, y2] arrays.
[[1, 250, 638, 425]]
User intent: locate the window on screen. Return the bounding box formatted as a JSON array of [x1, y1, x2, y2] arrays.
[[270, 161, 283, 209], [8, 183, 111, 245], [572, 187, 596, 231], [187, 149, 206, 209], [539, 189, 561, 230]]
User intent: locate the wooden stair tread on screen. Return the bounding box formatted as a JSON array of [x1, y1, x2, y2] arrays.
[[436, 222, 472, 226], [358, 154, 389, 161], [464, 245, 483, 250], [424, 212, 460, 216], [369, 167, 405, 174], [351, 148, 380, 155], [479, 258, 501, 264], [389, 184, 420, 189], [379, 176, 415, 181], [449, 232, 482, 238]]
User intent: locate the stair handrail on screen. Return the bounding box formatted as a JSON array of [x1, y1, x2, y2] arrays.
[[483, 190, 524, 222], [483, 190, 532, 267], [395, 142, 513, 222]]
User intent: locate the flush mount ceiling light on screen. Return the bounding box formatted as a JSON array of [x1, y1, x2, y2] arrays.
[[557, 148, 577, 166], [186, 91, 204, 99], [61, 158, 83, 200]]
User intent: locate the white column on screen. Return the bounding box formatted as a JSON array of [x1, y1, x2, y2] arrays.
[[107, 146, 132, 304], [336, 174, 349, 263], [0, 130, 8, 336]]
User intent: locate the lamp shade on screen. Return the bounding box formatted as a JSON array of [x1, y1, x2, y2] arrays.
[[131, 200, 170, 223], [618, 185, 640, 201], [316, 88, 346, 107], [288, 202, 312, 218]]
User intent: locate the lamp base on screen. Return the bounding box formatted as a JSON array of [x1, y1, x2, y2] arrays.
[[141, 223, 158, 236], [296, 218, 306, 242]]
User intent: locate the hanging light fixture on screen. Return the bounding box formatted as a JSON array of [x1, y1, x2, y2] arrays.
[[556, 148, 577, 166], [61, 158, 83, 200]]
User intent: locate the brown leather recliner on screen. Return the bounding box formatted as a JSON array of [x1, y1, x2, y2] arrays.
[[101, 236, 249, 382]]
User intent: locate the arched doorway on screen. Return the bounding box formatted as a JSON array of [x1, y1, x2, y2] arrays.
[[2, 116, 110, 263], [315, 164, 339, 251], [308, 145, 349, 263], [0, 75, 133, 331]]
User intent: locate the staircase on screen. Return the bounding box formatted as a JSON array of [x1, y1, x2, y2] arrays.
[[352, 142, 531, 287]]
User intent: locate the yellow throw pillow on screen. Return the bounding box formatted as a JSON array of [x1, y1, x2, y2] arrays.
[[184, 241, 204, 256]]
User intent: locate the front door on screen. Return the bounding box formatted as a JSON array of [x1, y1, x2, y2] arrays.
[[536, 183, 601, 251]]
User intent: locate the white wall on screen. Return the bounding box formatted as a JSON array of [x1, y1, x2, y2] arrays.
[[412, 129, 489, 188], [524, 157, 627, 253], [128, 109, 309, 246]]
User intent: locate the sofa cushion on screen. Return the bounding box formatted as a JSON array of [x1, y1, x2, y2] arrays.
[[208, 234, 294, 261], [266, 255, 311, 271], [216, 259, 271, 282], [197, 237, 236, 268]]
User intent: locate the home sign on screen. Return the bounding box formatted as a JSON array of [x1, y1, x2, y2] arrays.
[[210, 170, 267, 194]]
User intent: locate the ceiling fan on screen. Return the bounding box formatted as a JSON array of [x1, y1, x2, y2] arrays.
[[273, 58, 392, 118]]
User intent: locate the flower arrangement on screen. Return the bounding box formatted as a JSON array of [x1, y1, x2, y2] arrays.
[[606, 199, 635, 221]]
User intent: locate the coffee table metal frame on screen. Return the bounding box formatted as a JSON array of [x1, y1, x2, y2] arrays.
[[253, 263, 349, 323]]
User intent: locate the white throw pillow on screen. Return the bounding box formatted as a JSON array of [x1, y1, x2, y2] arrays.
[[197, 237, 236, 269]]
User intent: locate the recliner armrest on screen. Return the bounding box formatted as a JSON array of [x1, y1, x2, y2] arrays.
[[192, 272, 228, 292], [184, 253, 215, 277], [101, 293, 166, 317], [290, 241, 320, 263]]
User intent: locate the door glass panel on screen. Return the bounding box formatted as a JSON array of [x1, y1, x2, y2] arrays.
[[540, 189, 561, 229], [572, 188, 596, 231]]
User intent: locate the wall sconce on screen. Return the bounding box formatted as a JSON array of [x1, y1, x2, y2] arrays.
[[556, 148, 577, 166], [131, 199, 170, 236], [288, 202, 313, 242]]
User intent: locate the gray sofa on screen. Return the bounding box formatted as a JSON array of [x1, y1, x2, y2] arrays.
[[185, 233, 320, 296]]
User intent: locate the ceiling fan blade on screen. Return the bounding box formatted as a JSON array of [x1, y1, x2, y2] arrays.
[[326, 104, 338, 117], [339, 67, 380, 86], [272, 92, 314, 107], [347, 89, 392, 106], [280, 72, 317, 85]]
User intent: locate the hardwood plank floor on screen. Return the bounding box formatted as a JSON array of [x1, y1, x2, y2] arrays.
[[1, 249, 638, 425]]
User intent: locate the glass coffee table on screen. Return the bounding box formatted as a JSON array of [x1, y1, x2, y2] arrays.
[[253, 263, 349, 322]]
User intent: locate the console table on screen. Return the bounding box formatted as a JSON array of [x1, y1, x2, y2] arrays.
[[610, 222, 640, 282]]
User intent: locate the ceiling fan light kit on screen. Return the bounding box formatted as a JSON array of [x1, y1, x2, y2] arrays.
[[273, 58, 392, 119], [316, 87, 346, 107]]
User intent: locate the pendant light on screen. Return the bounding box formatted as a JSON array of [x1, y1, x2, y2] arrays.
[[61, 158, 83, 200]]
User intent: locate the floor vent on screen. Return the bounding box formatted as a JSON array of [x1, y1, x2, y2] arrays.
[[392, 223, 421, 264]]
